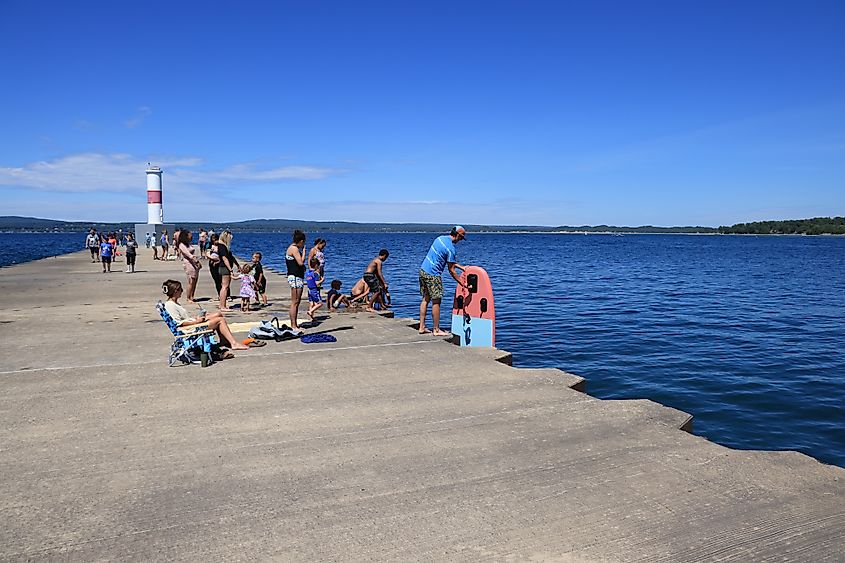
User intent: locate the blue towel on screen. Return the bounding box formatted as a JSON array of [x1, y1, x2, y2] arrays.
[[300, 333, 337, 344]]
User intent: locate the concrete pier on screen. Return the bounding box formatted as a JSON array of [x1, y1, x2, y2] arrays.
[[1, 251, 843, 561]]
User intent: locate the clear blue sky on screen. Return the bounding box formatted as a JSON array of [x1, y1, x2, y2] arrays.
[[1, 0, 842, 226]]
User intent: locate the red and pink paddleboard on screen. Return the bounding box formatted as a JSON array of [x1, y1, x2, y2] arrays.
[[451, 266, 496, 347]]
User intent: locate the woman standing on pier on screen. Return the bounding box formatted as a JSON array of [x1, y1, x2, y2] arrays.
[[160, 229, 169, 260], [286, 230, 307, 331], [177, 230, 202, 303], [216, 230, 237, 312], [308, 238, 327, 279], [206, 232, 222, 297]]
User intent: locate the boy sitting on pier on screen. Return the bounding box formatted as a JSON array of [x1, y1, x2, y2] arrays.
[[327, 279, 351, 311]]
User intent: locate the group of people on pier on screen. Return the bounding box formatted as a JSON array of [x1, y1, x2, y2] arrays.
[[90, 225, 469, 349], [85, 228, 139, 273]]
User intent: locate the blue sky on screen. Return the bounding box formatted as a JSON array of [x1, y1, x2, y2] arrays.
[[1, 0, 842, 226]]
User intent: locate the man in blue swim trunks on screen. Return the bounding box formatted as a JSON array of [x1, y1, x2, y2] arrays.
[[419, 226, 467, 335]]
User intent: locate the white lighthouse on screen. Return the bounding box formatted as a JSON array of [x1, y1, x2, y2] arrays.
[[146, 165, 164, 224], [135, 164, 174, 253]]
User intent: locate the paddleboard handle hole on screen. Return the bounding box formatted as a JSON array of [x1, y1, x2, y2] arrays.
[[467, 274, 478, 293], [480, 298, 488, 314]]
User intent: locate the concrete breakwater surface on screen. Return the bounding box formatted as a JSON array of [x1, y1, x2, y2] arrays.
[[3, 232, 845, 467], [236, 231, 845, 467], [0, 250, 843, 560]]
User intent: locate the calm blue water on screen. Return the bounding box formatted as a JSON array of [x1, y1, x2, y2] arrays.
[[0, 233, 89, 267], [3, 232, 844, 467]]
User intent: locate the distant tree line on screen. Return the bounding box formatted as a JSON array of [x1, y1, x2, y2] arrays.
[[553, 225, 717, 234], [718, 217, 845, 235], [2, 215, 843, 235]]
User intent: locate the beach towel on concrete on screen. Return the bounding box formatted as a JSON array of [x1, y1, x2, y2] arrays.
[[262, 312, 311, 326], [228, 321, 261, 333]]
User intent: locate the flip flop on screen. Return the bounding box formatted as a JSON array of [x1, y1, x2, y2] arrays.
[[247, 340, 266, 347]]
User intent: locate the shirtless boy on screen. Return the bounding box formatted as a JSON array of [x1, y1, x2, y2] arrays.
[[362, 249, 389, 311]]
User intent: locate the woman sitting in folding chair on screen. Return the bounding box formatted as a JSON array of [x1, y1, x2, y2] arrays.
[[162, 279, 249, 350]]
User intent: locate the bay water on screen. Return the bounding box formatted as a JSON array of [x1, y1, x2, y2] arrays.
[[3, 231, 843, 467]]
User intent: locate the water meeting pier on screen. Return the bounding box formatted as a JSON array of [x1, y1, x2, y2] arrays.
[[0, 251, 842, 561]]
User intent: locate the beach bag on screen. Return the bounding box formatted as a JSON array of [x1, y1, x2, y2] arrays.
[[249, 318, 302, 341], [170, 342, 202, 365], [268, 317, 303, 340], [248, 323, 277, 340]]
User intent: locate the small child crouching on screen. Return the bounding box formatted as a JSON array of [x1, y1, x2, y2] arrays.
[[327, 279, 351, 311]]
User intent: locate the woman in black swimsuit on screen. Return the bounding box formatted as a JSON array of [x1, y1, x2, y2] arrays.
[[285, 230, 306, 331], [206, 233, 222, 297]]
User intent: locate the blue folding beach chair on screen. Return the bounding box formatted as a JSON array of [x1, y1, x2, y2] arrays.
[[156, 301, 220, 367]]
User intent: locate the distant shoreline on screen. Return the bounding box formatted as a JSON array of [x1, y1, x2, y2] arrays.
[[2, 230, 843, 237], [1, 215, 842, 235]]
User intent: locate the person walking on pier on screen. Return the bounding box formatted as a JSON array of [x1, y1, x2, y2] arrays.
[[150, 232, 159, 260], [418, 226, 467, 336], [125, 233, 138, 273], [160, 229, 169, 261], [198, 228, 208, 257], [108, 233, 119, 262], [99, 234, 114, 273], [85, 230, 99, 262]]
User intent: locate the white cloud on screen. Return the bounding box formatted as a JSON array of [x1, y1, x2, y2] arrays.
[[0, 153, 143, 193], [173, 163, 338, 185], [125, 106, 152, 129], [0, 152, 342, 193]]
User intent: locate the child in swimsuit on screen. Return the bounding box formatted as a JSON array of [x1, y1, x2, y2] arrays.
[[239, 263, 258, 312], [327, 279, 351, 311], [252, 252, 268, 307], [305, 258, 324, 321]]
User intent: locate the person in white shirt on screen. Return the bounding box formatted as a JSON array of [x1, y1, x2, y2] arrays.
[[162, 279, 249, 350], [85, 230, 100, 262]]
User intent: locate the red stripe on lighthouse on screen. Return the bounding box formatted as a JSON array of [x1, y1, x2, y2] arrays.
[[147, 191, 162, 204]]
